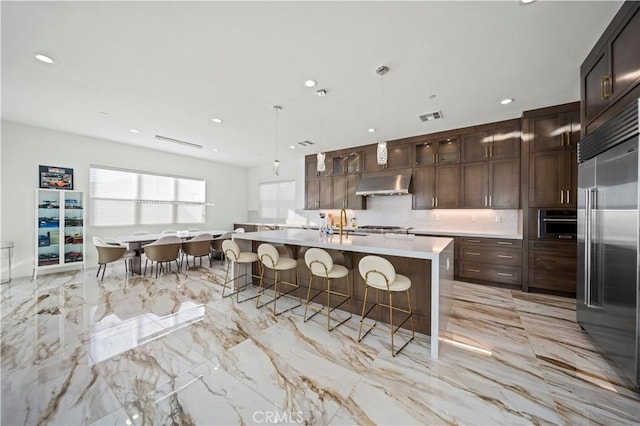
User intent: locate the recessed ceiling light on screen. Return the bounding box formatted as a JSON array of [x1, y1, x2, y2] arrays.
[[211, 148, 219, 153], [129, 129, 139, 133], [35, 54, 54, 64], [521, 0, 536, 4], [368, 128, 377, 133], [500, 98, 515, 105], [289, 145, 296, 149], [211, 118, 223, 124], [304, 79, 317, 88]]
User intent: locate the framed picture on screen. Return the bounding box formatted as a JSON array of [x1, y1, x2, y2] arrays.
[[39, 165, 73, 190]]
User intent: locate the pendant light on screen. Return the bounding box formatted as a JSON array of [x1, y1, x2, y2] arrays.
[[272, 105, 282, 176], [376, 65, 389, 166], [316, 89, 327, 173]]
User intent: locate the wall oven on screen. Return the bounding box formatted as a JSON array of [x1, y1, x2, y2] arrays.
[[538, 209, 577, 240]]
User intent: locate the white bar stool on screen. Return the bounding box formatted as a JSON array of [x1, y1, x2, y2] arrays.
[[256, 243, 301, 316], [358, 255, 415, 357], [304, 248, 352, 331], [221, 239, 261, 302]]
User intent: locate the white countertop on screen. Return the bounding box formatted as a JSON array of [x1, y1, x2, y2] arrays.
[[410, 229, 523, 240], [233, 229, 453, 261], [234, 222, 521, 240]]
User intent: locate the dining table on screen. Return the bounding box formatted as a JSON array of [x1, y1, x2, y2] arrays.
[[114, 230, 228, 275]]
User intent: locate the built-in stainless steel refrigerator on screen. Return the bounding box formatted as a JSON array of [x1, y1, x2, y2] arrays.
[[577, 98, 640, 388]]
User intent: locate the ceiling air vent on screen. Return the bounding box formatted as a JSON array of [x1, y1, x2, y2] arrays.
[[155, 135, 203, 149], [298, 140, 315, 147], [419, 110, 443, 122]]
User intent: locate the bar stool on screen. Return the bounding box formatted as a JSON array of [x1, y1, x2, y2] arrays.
[[358, 255, 415, 357], [221, 239, 261, 302], [256, 243, 301, 316], [304, 248, 352, 331]]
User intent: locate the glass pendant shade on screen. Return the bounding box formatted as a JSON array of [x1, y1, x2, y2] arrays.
[[316, 152, 326, 172], [377, 142, 388, 165], [273, 159, 280, 176]]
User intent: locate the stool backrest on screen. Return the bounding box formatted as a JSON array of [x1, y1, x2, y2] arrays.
[[222, 240, 240, 262], [305, 248, 333, 276], [359, 255, 396, 288], [258, 243, 279, 269]]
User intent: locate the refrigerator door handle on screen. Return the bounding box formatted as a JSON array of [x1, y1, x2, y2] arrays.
[[585, 187, 598, 308]]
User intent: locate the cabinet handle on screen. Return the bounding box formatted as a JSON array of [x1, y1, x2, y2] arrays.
[[560, 190, 564, 204], [435, 153, 439, 163], [432, 197, 435, 208], [484, 195, 488, 207], [435, 197, 438, 208], [315, 200, 319, 208], [467, 252, 481, 256], [489, 145, 493, 158], [565, 132, 571, 146], [497, 241, 513, 245], [566, 190, 570, 204], [497, 255, 513, 259], [603, 74, 612, 99], [466, 268, 481, 273], [467, 239, 481, 243], [433, 154, 436, 163], [600, 76, 607, 100], [485, 146, 489, 158], [497, 272, 514, 277], [561, 133, 566, 147], [489, 195, 492, 207]]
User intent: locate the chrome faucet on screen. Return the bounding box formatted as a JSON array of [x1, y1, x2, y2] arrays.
[[339, 208, 348, 236]]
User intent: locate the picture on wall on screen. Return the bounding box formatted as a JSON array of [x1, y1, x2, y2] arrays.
[[39, 165, 73, 190]]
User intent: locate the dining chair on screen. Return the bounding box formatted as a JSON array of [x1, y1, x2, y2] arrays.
[[93, 236, 136, 281], [181, 233, 213, 270], [143, 235, 182, 278]]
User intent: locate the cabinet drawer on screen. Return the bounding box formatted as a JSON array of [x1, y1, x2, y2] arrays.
[[529, 240, 576, 254], [529, 252, 576, 272], [459, 261, 522, 285], [460, 247, 522, 267], [460, 237, 523, 249], [528, 270, 576, 293]]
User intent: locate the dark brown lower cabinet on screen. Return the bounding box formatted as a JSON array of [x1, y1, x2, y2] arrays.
[[528, 240, 577, 295], [457, 237, 523, 288]]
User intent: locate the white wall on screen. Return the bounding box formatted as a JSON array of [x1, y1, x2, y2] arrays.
[[1, 120, 249, 278], [247, 157, 305, 221]]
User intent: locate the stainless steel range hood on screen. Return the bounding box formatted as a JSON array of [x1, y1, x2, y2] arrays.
[[355, 173, 411, 196]]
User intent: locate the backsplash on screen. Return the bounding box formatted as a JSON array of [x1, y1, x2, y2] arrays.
[[248, 195, 522, 236]]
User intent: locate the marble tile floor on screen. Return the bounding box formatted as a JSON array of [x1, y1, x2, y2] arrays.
[[1, 263, 638, 425]]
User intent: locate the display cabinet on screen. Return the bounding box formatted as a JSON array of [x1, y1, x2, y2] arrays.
[[34, 189, 85, 279]]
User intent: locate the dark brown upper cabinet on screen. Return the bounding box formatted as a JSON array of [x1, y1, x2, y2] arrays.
[[362, 143, 412, 172], [461, 124, 520, 163], [581, 2, 640, 135], [332, 152, 361, 175], [412, 164, 460, 210], [305, 177, 332, 210], [461, 159, 520, 209], [332, 174, 365, 210], [414, 137, 460, 166], [529, 111, 580, 152]]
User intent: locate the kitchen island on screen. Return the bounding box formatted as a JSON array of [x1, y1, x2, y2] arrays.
[[233, 229, 454, 359]]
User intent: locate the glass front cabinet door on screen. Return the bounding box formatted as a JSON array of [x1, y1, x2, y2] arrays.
[[35, 189, 85, 278]]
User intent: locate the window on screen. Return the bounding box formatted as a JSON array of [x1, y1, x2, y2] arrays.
[[89, 166, 205, 227], [259, 180, 296, 219]]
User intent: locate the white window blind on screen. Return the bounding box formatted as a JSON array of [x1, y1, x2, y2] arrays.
[[259, 180, 296, 219], [90, 166, 206, 227]]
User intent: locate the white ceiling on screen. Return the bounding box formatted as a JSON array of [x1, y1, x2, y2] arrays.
[[1, 1, 623, 168]]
